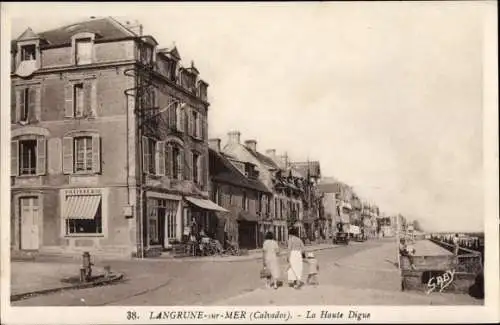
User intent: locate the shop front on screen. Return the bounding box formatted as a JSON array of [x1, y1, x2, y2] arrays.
[[237, 210, 259, 250]]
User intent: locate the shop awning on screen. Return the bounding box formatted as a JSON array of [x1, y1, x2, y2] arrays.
[[185, 196, 229, 212], [64, 195, 101, 219], [238, 210, 259, 222]]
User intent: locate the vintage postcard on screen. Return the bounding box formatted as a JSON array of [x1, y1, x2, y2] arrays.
[[1, 1, 498, 324]]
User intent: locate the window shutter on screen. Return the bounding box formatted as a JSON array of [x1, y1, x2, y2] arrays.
[[11, 140, 19, 176], [186, 107, 192, 136], [28, 87, 37, 123], [165, 143, 172, 177], [64, 84, 73, 118], [202, 115, 206, 140], [202, 153, 208, 188], [83, 82, 92, 117], [142, 136, 148, 174], [178, 149, 184, 180], [185, 150, 191, 180], [11, 86, 16, 124], [156, 141, 165, 176], [197, 154, 202, 185], [176, 104, 183, 132], [92, 134, 101, 173], [36, 137, 47, 175], [90, 80, 97, 117], [196, 114, 201, 138], [62, 136, 74, 174], [18, 89, 25, 121]]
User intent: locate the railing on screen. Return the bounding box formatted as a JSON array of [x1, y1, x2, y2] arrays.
[[430, 239, 483, 274]]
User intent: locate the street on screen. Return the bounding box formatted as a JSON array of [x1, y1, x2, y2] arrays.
[[12, 240, 390, 306]]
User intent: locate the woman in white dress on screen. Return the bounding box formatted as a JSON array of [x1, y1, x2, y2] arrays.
[[262, 231, 281, 289], [287, 227, 305, 289]]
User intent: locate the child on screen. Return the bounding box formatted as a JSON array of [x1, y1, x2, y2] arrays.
[[305, 252, 319, 285]]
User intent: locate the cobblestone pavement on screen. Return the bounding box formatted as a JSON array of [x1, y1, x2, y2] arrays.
[[11, 240, 379, 306]]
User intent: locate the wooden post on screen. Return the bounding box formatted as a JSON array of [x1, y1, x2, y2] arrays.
[[396, 216, 401, 270]]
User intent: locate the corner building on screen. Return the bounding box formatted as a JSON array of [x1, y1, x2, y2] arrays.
[[10, 17, 223, 258]]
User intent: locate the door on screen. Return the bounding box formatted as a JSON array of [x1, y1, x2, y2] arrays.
[[20, 197, 39, 250]]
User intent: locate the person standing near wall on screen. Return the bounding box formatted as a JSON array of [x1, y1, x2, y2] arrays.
[[453, 234, 460, 256]]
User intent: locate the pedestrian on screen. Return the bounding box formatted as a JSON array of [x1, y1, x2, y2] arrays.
[[453, 234, 460, 256], [287, 227, 305, 289], [399, 238, 416, 270], [262, 231, 281, 289], [305, 252, 319, 285]]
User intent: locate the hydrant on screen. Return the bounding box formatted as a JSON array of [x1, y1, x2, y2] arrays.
[[80, 251, 93, 282]]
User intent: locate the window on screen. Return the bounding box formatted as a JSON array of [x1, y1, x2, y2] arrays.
[[65, 198, 102, 235], [19, 140, 37, 175], [64, 81, 96, 119], [11, 137, 46, 177], [142, 137, 157, 174], [75, 38, 92, 65], [74, 136, 93, 173], [73, 83, 85, 117], [21, 45, 36, 61], [192, 151, 199, 183]]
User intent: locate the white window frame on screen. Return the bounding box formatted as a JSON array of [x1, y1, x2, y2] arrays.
[[59, 188, 108, 238], [74, 136, 93, 174]]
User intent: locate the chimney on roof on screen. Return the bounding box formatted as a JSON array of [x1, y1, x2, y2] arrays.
[[125, 20, 143, 36], [227, 131, 241, 145], [244, 140, 257, 152], [209, 138, 221, 152], [265, 149, 276, 159]]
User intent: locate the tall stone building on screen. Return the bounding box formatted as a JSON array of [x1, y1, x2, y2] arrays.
[[10, 17, 224, 259]]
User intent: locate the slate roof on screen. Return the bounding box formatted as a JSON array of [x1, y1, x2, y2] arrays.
[[209, 148, 271, 193], [12, 17, 134, 50], [246, 149, 280, 170]]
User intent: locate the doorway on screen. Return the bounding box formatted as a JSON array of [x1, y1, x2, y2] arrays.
[[19, 196, 40, 250]]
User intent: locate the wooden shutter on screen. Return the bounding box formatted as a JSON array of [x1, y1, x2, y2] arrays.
[[92, 134, 101, 173], [18, 89, 25, 121], [64, 84, 73, 118], [156, 141, 165, 176], [11, 86, 16, 124], [84, 82, 92, 117], [184, 150, 192, 180], [165, 143, 172, 177], [202, 153, 208, 188], [11, 140, 19, 176], [62, 136, 74, 174], [186, 107, 192, 136], [177, 104, 184, 132], [195, 113, 201, 138], [201, 115, 206, 140], [28, 87, 37, 123], [178, 149, 184, 180], [142, 136, 148, 174], [90, 80, 97, 117], [197, 153, 203, 185], [36, 137, 46, 175]]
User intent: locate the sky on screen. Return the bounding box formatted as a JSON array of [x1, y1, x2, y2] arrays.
[[5, 2, 492, 232]]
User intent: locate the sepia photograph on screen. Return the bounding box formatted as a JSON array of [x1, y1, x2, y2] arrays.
[[1, 1, 498, 324]]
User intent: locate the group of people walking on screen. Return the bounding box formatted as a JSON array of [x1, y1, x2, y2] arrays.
[[261, 227, 319, 290]]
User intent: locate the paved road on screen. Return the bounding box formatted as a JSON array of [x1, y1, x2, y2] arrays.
[[13, 239, 388, 306]]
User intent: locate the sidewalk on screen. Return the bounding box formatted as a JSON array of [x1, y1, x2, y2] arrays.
[[214, 241, 482, 305], [148, 242, 337, 263]]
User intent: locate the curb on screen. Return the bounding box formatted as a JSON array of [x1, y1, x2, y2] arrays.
[[10, 273, 125, 302]]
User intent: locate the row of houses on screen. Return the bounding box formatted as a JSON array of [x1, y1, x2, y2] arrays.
[[9, 17, 326, 259]]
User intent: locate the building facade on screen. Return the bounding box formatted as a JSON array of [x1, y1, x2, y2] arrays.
[[10, 17, 222, 259], [208, 139, 271, 249]]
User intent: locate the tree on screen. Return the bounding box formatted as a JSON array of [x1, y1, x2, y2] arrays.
[[413, 219, 423, 232]]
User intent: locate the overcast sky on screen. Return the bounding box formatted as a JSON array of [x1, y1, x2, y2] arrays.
[[6, 2, 492, 232]]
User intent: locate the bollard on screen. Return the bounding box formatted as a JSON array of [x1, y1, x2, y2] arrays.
[[82, 252, 93, 281]]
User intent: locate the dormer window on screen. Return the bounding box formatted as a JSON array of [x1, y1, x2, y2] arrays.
[[21, 45, 36, 61], [75, 38, 92, 65]]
